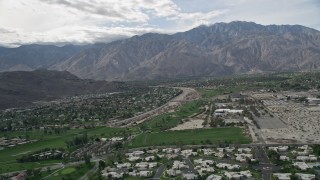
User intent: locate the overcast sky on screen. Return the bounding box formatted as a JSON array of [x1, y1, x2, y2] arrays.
[[0, 0, 319, 47]]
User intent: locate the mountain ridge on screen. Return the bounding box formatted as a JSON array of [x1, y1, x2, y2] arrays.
[[1, 21, 320, 80], [51, 21, 320, 80]]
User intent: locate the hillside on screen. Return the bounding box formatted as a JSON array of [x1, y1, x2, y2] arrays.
[[0, 70, 128, 109], [0, 44, 85, 72]]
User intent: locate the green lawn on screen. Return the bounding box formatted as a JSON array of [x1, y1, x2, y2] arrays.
[[130, 127, 251, 148], [198, 86, 246, 98], [60, 167, 76, 175], [0, 127, 126, 173], [139, 100, 204, 132], [23, 163, 94, 180]]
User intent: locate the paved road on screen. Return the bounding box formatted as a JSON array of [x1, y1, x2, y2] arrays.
[[151, 163, 168, 180], [183, 157, 197, 174], [254, 147, 273, 180], [79, 160, 100, 180]]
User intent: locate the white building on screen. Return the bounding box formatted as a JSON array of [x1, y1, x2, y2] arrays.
[[280, 156, 290, 161], [115, 162, 131, 169], [173, 161, 189, 169], [296, 173, 316, 180], [294, 162, 309, 170], [145, 155, 155, 161], [206, 174, 222, 180], [182, 173, 198, 180], [139, 171, 152, 177], [273, 173, 291, 180], [102, 171, 123, 178], [216, 163, 240, 170], [167, 169, 181, 176]]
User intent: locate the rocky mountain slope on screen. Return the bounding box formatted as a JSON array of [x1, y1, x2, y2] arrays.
[[0, 44, 85, 72], [50, 21, 320, 80], [0, 70, 128, 109], [1, 21, 320, 81]]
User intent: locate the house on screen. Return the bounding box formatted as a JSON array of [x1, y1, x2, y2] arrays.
[[278, 146, 289, 152], [139, 171, 152, 177], [228, 110, 244, 114], [102, 171, 123, 178], [197, 167, 215, 175], [110, 137, 124, 141], [309, 155, 318, 161], [238, 148, 251, 153], [162, 148, 180, 154], [193, 159, 215, 166], [181, 149, 197, 156], [135, 162, 149, 169], [293, 162, 309, 170], [132, 150, 144, 156], [182, 173, 198, 180], [167, 169, 182, 176], [214, 109, 230, 116], [269, 147, 279, 152], [148, 162, 158, 169], [235, 153, 252, 162], [224, 171, 252, 179], [128, 171, 138, 177], [216, 148, 224, 152], [273, 173, 291, 180], [214, 152, 225, 158], [298, 145, 312, 151], [115, 162, 131, 169], [296, 155, 317, 162], [225, 172, 242, 179], [145, 155, 155, 161], [225, 147, 235, 153], [240, 170, 253, 178], [216, 163, 240, 170], [201, 148, 214, 155], [280, 156, 290, 161], [295, 173, 315, 180], [128, 156, 141, 162], [206, 174, 222, 180], [172, 161, 189, 169], [166, 154, 179, 159]]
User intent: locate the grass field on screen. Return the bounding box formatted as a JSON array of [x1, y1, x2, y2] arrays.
[[129, 127, 251, 148], [22, 163, 94, 180], [60, 167, 76, 175], [138, 100, 204, 132], [199, 86, 245, 98], [0, 127, 127, 173]]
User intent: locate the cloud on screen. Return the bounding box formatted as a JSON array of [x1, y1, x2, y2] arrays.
[[0, 0, 319, 47], [0, 25, 168, 47]]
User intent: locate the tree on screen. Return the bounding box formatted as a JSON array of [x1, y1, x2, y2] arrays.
[[84, 155, 92, 167], [26, 169, 33, 176], [98, 160, 106, 170]]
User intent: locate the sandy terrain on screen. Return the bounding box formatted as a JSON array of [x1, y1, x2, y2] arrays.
[[170, 118, 204, 130], [262, 103, 320, 143]]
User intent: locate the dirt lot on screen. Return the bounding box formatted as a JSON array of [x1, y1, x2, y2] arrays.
[[252, 92, 320, 144]]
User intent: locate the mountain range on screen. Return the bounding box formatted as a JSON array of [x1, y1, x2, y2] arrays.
[[1, 21, 320, 81], [0, 44, 87, 72]]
